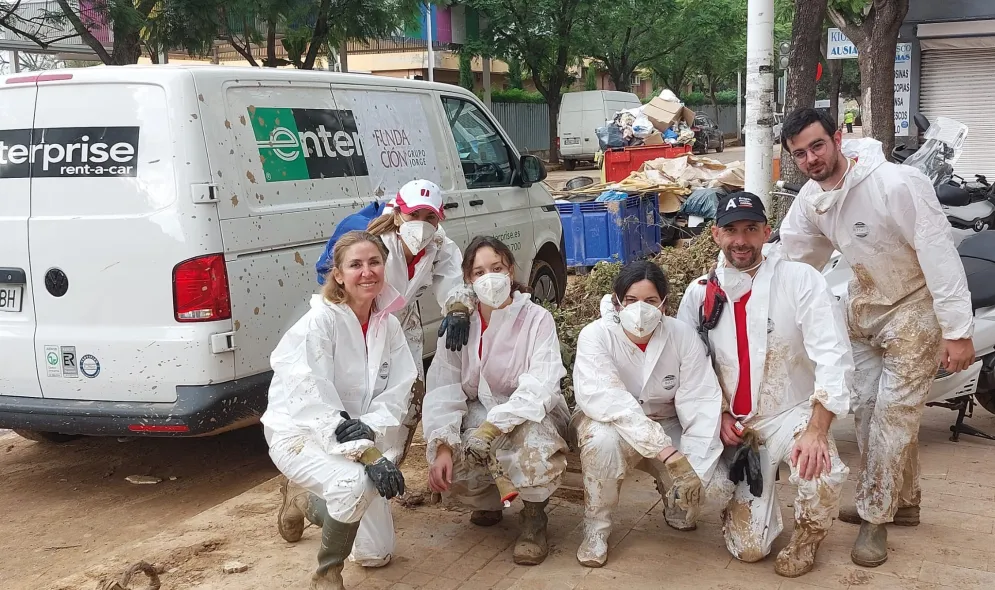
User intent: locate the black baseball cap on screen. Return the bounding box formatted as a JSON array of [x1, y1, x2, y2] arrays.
[[716, 191, 768, 227]]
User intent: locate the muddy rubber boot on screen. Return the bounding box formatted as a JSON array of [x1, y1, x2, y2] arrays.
[[277, 477, 312, 543], [851, 522, 888, 567], [311, 515, 360, 590], [470, 510, 504, 527], [577, 476, 621, 568], [839, 505, 919, 526], [774, 524, 828, 578], [514, 500, 549, 566]]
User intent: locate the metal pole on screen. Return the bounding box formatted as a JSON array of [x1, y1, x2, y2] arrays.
[[12, 50, 20, 73], [483, 57, 492, 110], [745, 0, 775, 209], [737, 69, 742, 144], [426, 3, 434, 82]]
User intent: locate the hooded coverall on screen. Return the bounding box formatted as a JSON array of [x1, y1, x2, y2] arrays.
[[571, 295, 724, 563], [423, 292, 570, 510], [779, 138, 974, 525], [678, 250, 853, 563], [261, 286, 417, 572]]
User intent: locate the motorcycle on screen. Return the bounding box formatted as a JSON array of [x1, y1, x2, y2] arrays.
[[894, 115, 995, 233], [770, 180, 995, 441]]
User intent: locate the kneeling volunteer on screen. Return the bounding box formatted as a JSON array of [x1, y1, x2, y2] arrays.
[[263, 231, 417, 590], [571, 260, 724, 568], [677, 192, 852, 578], [423, 236, 570, 566]]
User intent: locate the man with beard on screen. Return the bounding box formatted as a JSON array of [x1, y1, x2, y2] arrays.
[[677, 192, 853, 578], [778, 107, 974, 568]]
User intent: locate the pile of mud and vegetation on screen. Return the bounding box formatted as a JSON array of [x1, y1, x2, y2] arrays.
[[548, 227, 719, 406]]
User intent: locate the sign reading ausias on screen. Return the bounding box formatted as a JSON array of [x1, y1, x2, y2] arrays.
[[0, 127, 140, 179]]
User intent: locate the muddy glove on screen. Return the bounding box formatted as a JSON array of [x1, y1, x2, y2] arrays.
[[663, 456, 703, 519], [438, 305, 471, 352], [359, 447, 406, 499], [728, 429, 764, 498], [464, 421, 502, 465], [335, 411, 375, 444]]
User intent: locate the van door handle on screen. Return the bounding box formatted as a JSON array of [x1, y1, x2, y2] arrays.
[[443, 202, 460, 210], [0, 268, 26, 284], [469, 199, 484, 207]]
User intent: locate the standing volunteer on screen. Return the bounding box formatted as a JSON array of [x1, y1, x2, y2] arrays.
[[677, 192, 852, 578], [423, 236, 570, 566], [571, 260, 723, 568], [316, 179, 475, 468], [263, 231, 415, 590], [778, 107, 975, 568]]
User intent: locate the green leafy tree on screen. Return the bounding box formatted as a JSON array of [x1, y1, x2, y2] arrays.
[[507, 56, 524, 89], [459, 51, 475, 91], [463, 0, 591, 163], [584, 64, 597, 91], [576, 0, 685, 94]]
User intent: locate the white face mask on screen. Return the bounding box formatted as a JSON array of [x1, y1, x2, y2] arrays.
[[716, 258, 763, 302], [399, 220, 437, 253], [473, 273, 512, 308], [617, 300, 664, 338], [813, 157, 853, 215]]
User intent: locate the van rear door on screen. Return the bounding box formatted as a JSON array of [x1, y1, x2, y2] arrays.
[[0, 76, 42, 399]]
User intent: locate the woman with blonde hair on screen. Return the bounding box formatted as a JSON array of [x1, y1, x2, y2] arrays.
[[264, 230, 416, 590]]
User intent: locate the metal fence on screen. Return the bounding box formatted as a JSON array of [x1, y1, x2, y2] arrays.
[[692, 105, 747, 136], [490, 102, 551, 153]]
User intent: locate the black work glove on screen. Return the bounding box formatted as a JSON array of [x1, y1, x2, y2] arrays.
[[438, 308, 470, 352], [360, 447, 406, 499], [728, 434, 764, 498], [335, 411, 375, 444]]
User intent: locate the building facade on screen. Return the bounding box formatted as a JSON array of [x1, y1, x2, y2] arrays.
[[903, 1, 995, 177]]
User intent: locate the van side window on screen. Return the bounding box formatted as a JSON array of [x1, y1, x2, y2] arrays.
[[441, 97, 514, 189]]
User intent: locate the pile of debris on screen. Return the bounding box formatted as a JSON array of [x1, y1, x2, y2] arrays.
[[596, 89, 697, 150]]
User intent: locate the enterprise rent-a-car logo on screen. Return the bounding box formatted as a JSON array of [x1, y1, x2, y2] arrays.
[[249, 107, 369, 182], [0, 127, 140, 178]]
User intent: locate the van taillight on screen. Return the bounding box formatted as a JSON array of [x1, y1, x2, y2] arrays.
[[172, 255, 232, 322]]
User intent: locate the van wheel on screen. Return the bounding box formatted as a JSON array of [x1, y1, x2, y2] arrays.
[[529, 259, 560, 305], [976, 389, 995, 415], [13, 430, 82, 444], [563, 159, 576, 172]]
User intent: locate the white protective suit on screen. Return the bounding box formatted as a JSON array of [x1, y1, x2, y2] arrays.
[[261, 286, 417, 568], [379, 224, 474, 464], [677, 249, 853, 562], [570, 295, 723, 560], [423, 292, 570, 510], [779, 138, 974, 525]]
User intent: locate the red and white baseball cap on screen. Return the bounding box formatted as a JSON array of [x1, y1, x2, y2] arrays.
[[393, 179, 446, 220]]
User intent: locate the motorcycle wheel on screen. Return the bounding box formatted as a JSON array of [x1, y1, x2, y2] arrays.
[[975, 390, 995, 415]]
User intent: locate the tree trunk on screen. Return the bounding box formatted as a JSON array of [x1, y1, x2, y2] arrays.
[[110, 31, 143, 65], [608, 63, 631, 93], [547, 98, 561, 164], [828, 58, 843, 127], [780, 0, 828, 186], [266, 18, 277, 67], [339, 41, 349, 72], [829, 0, 909, 158]]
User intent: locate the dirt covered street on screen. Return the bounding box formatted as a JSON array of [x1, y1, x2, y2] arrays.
[[0, 427, 277, 589]]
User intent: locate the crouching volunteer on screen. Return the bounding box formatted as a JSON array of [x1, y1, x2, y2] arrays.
[[316, 179, 475, 472], [571, 260, 723, 568], [423, 236, 570, 566], [264, 231, 416, 590], [677, 192, 853, 578]]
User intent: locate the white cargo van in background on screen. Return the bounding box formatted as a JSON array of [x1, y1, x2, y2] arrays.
[[0, 66, 566, 442], [557, 90, 643, 171]]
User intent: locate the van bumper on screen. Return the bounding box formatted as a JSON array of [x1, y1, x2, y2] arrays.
[[0, 373, 271, 437]]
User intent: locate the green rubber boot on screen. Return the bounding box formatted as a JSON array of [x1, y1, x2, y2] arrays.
[[310, 509, 360, 590]]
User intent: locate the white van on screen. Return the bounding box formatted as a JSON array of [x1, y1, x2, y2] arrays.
[[557, 90, 642, 171], [0, 66, 566, 442]]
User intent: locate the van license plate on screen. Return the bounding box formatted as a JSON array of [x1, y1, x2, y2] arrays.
[[0, 285, 23, 312], [564, 137, 580, 145]]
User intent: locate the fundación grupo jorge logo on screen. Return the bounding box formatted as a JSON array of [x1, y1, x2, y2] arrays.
[[248, 107, 369, 182]]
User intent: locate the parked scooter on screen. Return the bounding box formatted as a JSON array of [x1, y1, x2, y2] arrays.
[[895, 115, 995, 233], [769, 181, 995, 441]]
